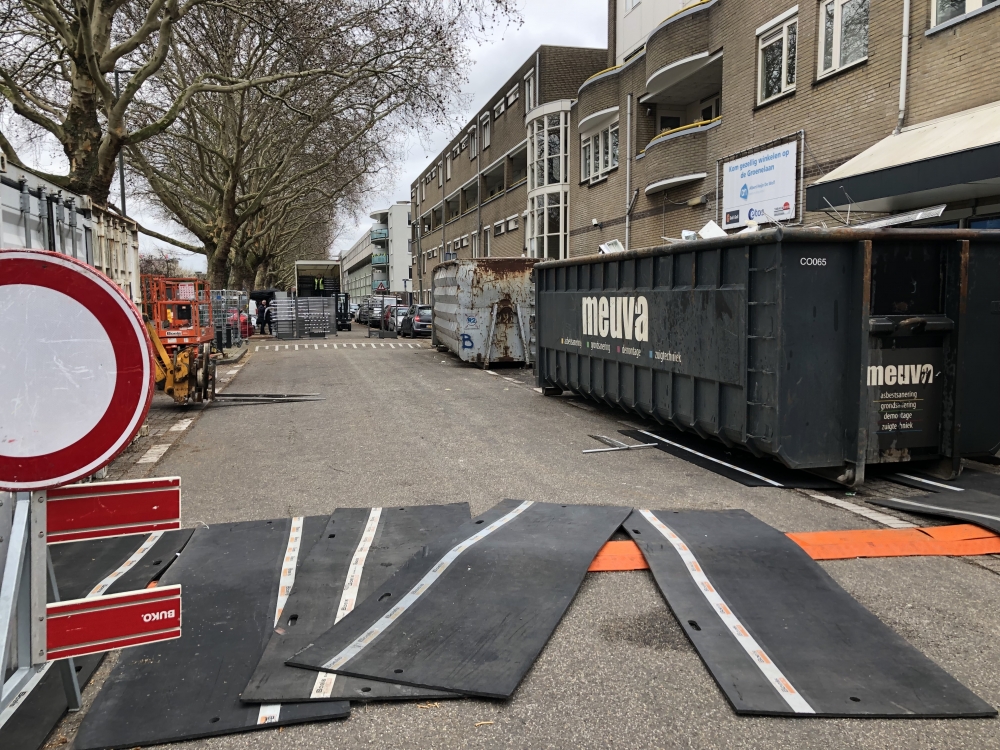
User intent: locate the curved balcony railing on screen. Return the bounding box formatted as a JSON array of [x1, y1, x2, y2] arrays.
[[639, 117, 720, 195], [644, 0, 718, 96]]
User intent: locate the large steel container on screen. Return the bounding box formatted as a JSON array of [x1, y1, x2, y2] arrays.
[[433, 259, 537, 365], [535, 228, 1000, 485]]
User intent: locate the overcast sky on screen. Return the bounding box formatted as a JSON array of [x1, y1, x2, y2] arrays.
[[332, 1, 607, 261], [12, 1, 607, 273]]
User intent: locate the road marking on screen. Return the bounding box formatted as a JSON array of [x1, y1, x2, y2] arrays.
[[255, 346, 260, 351], [258, 515, 305, 725], [226, 369, 239, 375], [352, 344, 357, 349], [389, 343, 396, 349], [137, 443, 171, 464], [318, 501, 533, 672], [800, 491, 915, 529], [169, 418, 193, 432], [294, 345, 299, 351], [311, 507, 382, 699], [895, 473, 963, 492], [407, 344, 414, 348], [639, 509, 815, 714], [324, 344, 328, 348], [638, 430, 783, 487], [314, 344, 319, 350]]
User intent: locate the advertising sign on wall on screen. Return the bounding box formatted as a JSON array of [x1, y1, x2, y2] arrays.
[[722, 142, 798, 229]]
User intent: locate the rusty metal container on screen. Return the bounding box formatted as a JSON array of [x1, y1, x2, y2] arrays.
[[432, 259, 537, 366], [535, 227, 1000, 485]]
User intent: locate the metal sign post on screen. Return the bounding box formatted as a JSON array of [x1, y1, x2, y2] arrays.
[[0, 249, 178, 728]]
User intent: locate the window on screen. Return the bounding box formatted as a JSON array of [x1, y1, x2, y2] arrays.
[[659, 115, 681, 132], [508, 144, 528, 186], [580, 122, 619, 183], [819, 0, 868, 75], [471, 232, 479, 258], [934, 0, 998, 26], [446, 156, 452, 181], [481, 114, 491, 149], [438, 163, 443, 187], [700, 94, 721, 122], [506, 215, 519, 232], [460, 135, 469, 151], [482, 227, 491, 257], [529, 112, 569, 189], [524, 70, 535, 112], [528, 191, 568, 260], [494, 221, 504, 237], [757, 14, 797, 104], [469, 126, 477, 158], [506, 85, 519, 107], [494, 99, 505, 118]]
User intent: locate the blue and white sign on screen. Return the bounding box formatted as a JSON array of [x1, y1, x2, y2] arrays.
[[722, 142, 798, 229]]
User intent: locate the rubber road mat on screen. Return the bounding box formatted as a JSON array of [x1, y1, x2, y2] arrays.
[[289, 500, 631, 699], [789, 524, 1000, 560], [74, 518, 350, 750], [626, 508, 995, 717], [869, 490, 1000, 534], [619, 429, 839, 489], [0, 655, 102, 750], [2, 532, 192, 749], [49, 529, 193, 599], [881, 467, 1000, 496], [242, 504, 470, 703]]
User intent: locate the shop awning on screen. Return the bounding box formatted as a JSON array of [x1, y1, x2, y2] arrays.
[[806, 100, 1000, 212]]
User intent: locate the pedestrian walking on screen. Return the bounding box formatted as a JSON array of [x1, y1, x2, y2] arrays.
[[258, 300, 269, 335]]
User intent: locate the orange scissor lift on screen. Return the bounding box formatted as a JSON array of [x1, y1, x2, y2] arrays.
[[140, 275, 216, 404]]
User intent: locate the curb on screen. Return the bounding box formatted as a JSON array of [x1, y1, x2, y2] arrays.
[[218, 346, 249, 365]]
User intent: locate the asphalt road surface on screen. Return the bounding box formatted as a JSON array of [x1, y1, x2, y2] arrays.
[[55, 330, 1000, 749]]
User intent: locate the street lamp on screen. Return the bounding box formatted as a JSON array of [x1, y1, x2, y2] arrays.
[[113, 69, 137, 216]]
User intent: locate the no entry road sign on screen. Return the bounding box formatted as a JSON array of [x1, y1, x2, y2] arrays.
[[0, 250, 153, 490]]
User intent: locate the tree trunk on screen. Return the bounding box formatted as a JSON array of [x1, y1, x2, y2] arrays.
[[62, 65, 119, 204]]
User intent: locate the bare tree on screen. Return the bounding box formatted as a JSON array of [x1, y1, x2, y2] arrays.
[[125, 0, 512, 287]]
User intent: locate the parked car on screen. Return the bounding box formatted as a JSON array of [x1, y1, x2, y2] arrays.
[[349, 303, 359, 320], [384, 305, 407, 332], [367, 296, 398, 329], [400, 305, 432, 337]]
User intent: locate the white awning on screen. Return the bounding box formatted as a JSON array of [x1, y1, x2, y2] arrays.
[[807, 100, 1000, 211]]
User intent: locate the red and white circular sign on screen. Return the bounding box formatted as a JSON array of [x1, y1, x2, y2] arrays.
[[0, 250, 153, 490]]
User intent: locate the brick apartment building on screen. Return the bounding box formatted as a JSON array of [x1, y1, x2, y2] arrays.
[[571, 0, 1000, 256], [410, 45, 607, 301]]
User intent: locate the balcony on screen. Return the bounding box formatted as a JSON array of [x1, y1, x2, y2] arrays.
[[576, 65, 621, 125], [371, 251, 389, 267], [640, 117, 720, 198], [369, 226, 388, 244], [644, 0, 718, 88]]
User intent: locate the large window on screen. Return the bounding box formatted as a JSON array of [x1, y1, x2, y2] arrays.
[[469, 125, 477, 158], [481, 113, 490, 149], [934, 0, 998, 26], [758, 13, 797, 104], [580, 122, 619, 184], [529, 113, 569, 190], [819, 0, 868, 76], [524, 70, 535, 112], [528, 191, 568, 260]]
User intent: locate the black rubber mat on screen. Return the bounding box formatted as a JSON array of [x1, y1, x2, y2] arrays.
[[288, 500, 631, 699], [869, 490, 1000, 534], [74, 518, 350, 750], [619, 429, 840, 489], [49, 529, 193, 600], [625, 508, 995, 717], [881, 467, 1000, 497], [0, 655, 102, 750], [242, 504, 470, 703], [1, 532, 193, 750]]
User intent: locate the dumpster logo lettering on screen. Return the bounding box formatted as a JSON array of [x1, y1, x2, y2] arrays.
[[581, 296, 649, 342], [460, 334, 474, 349], [867, 363, 935, 386]]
